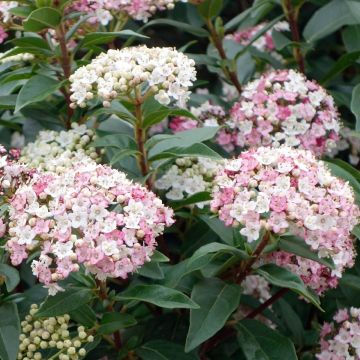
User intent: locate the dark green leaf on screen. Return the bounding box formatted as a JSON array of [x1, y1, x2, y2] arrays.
[[23, 7, 62, 31], [198, 214, 234, 245], [36, 288, 93, 317], [170, 191, 212, 209], [342, 25, 360, 52], [237, 319, 298, 360], [15, 75, 64, 113], [0, 302, 20, 360], [116, 284, 199, 309], [98, 313, 137, 335], [143, 19, 209, 37], [69, 304, 97, 328], [198, 0, 223, 19], [136, 340, 197, 360], [0, 264, 20, 292], [351, 83, 360, 131], [255, 264, 321, 309], [185, 277, 241, 352], [143, 107, 196, 129], [303, 0, 360, 42]]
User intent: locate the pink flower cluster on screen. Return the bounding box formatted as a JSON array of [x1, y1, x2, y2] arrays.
[[227, 69, 341, 156], [0, 26, 7, 44], [70, 0, 186, 24], [6, 159, 174, 295], [211, 147, 359, 292], [317, 307, 360, 359], [169, 101, 227, 133]]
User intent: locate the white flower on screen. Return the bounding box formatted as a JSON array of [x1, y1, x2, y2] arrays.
[[52, 242, 74, 259], [89, 204, 108, 221], [17, 225, 36, 245]]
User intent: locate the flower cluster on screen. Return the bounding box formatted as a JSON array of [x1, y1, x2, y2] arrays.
[[18, 304, 92, 360], [0, 1, 17, 23], [211, 147, 359, 291], [229, 21, 289, 61], [0, 51, 34, 64], [169, 101, 227, 133], [6, 158, 174, 294], [227, 69, 341, 156], [69, 46, 196, 108], [71, 0, 187, 24], [317, 307, 360, 359], [155, 157, 223, 207], [20, 123, 101, 172]]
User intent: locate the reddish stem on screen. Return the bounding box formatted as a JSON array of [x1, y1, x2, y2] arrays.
[[283, 0, 305, 73], [245, 288, 289, 319], [206, 20, 242, 94]]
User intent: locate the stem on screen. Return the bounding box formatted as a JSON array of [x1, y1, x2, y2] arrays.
[[56, 23, 73, 129], [97, 280, 122, 350], [282, 0, 305, 73], [134, 94, 152, 189], [235, 232, 270, 284], [206, 20, 242, 94], [245, 288, 289, 319]]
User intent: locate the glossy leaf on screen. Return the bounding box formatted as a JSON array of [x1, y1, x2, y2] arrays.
[[36, 288, 93, 317], [255, 264, 322, 309], [237, 319, 298, 360], [98, 313, 137, 335], [0, 264, 20, 292], [23, 7, 62, 31], [143, 19, 209, 37], [0, 302, 20, 360], [116, 284, 199, 309], [185, 277, 241, 351]]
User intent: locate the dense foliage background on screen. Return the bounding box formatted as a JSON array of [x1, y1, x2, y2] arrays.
[[1, 0, 360, 359]]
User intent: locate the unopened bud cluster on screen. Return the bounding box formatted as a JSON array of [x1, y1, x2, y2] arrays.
[[155, 157, 223, 207], [20, 123, 102, 172], [18, 304, 92, 360], [69, 46, 196, 108], [0, 51, 34, 64]]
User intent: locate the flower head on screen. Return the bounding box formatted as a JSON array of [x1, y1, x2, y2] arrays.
[[211, 146, 359, 293], [69, 46, 196, 108], [7, 157, 174, 294], [228, 69, 341, 156]]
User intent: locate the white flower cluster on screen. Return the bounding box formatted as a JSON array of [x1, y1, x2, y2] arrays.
[[20, 123, 102, 172], [155, 157, 223, 207], [18, 304, 91, 360], [69, 46, 196, 108], [0, 51, 34, 64], [0, 1, 17, 23]]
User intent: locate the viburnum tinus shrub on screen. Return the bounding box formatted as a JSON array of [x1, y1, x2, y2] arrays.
[[1, 0, 360, 360]]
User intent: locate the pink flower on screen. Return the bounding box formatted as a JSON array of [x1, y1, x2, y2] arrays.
[[169, 117, 198, 133], [0, 26, 8, 44]]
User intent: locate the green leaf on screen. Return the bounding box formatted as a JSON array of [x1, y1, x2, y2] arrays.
[[98, 313, 137, 335], [0, 95, 16, 109], [69, 304, 96, 328], [278, 235, 335, 269], [137, 261, 164, 280], [0, 302, 20, 360], [116, 284, 199, 309], [149, 143, 222, 161], [325, 161, 360, 203], [23, 7, 62, 31], [170, 191, 212, 209], [143, 19, 209, 37], [326, 158, 360, 180], [321, 51, 360, 84], [36, 288, 93, 317], [352, 224, 360, 239], [351, 83, 360, 131], [198, 0, 223, 19], [188, 243, 249, 270], [198, 214, 234, 245], [185, 277, 241, 352], [11, 36, 50, 50], [15, 75, 64, 113], [237, 319, 298, 360], [143, 107, 196, 129], [151, 250, 170, 263], [0, 264, 20, 292], [255, 264, 322, 310], [303, 0, 360, 42], [136, 340, 197, 360], [148, 127, 220, 157], [78, 30, 148, 48], [272, 30, 292, 51], [342, 25, 360, 52]]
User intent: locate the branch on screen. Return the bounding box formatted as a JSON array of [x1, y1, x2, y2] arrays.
[[245, 288, 289, 319], [206, 20, 242, 94], [282, 0, 305, 73]]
